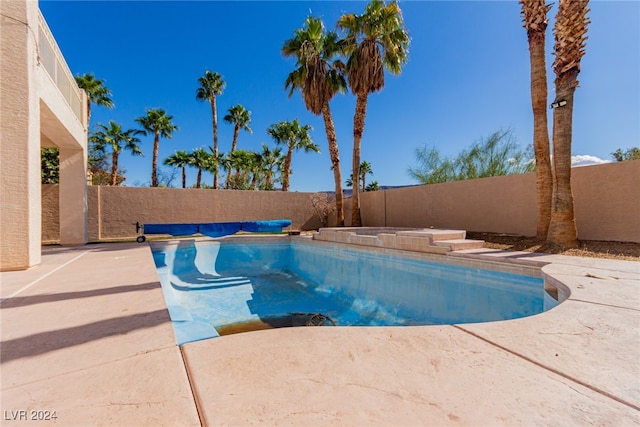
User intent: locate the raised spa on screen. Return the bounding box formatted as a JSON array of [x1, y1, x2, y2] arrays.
[[150, 237, 559, 344]]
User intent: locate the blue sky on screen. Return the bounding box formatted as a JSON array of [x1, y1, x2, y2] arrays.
[[40, 0, 639, 191]]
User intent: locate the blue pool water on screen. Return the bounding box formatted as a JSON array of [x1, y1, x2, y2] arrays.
[[151, 238, 558, 344]]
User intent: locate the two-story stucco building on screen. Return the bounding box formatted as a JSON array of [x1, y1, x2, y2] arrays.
[[1, 0, 88, 270]]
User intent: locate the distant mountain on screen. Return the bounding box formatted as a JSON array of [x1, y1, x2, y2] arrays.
[[322, 184, 421, 198]]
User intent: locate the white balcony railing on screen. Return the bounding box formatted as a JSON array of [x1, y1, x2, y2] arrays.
[[37, 11, 84, 123]]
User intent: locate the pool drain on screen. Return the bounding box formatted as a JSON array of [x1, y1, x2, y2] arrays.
[[292, 312, 336, 327]]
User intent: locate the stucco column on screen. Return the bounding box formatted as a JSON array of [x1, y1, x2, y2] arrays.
[[0, 0, 41, 270], [59, 148, 88, 245]]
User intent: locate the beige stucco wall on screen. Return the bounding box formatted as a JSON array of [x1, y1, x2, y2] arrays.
[[42, 161, 639, 244], [571, 160, 640, 242], [42, 186, 325, 241], [360, 161, 639, 243], [41, 185, 60, 243], [363, 173, 537, 235]]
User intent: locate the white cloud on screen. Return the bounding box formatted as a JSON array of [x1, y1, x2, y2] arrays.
[[571, 155, 611, 167]]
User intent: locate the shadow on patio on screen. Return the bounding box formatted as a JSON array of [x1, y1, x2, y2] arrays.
[[1, 308, 169, 363]]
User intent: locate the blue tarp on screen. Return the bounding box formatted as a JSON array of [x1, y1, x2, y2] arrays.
[[141, 220, 292, 238], [199, 222, 242, 237], [143, 223, 199, 236], [241, 219, 292, 233]]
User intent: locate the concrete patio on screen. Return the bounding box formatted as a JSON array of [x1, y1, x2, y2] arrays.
[[1, 241, 638, 426]]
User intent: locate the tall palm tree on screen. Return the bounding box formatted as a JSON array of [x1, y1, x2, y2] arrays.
[[223, 105, 252, 153], [196, 71, 226, 188], [188, 148, 211, 189], [283, 16, 348, 226], [547, 0, 590, 247], [267, 119, 319, 191], [337, 0, 409, 226], [74, 73, 114, 129], [164, 150, 191, 189], [520, 0, 553, 239], [90, 121, 143, 186], [259, 143, 285, 190], [135, 108, 178, 187]]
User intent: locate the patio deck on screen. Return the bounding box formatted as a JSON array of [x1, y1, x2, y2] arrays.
[[1, 241, 638, 426]]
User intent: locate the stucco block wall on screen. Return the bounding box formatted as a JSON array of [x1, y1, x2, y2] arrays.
[[571, 160, 640, 242], [361, 173, 536, 236], [42, 186, 324, 241], [41, 185, 60, 243], [42, 161, 639, 244], [359, 161, 639, 243]]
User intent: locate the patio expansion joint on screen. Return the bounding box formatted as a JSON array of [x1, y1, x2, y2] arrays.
[[568, 298, 640, 312], [0, 344, 178, 392], [452, 325, 640, 412], [179, 345, 205, 427]]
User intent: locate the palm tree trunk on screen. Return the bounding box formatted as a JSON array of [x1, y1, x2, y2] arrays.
[[196, 168, 202, 189], [321, 102, 344, 226], [86, 99, 92, 130], [111, 151, 118, 186], [351, 91, 368, 226], [265, 172, 272, 190], [547, 70, 578, 247], [282, 149, 293, 192], [211, 98, 219, 189], [151, 133, 160, 187], [527, 27, 553, 239], [181, 167, 186, 189], [231, 126, 240, 153]]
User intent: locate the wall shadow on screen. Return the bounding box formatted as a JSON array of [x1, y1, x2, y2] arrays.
[[0, 282, 159, 309], [1, 309, 169, 363]]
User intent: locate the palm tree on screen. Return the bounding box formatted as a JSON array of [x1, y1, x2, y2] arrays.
[[248, 151, 264, 190], [164, 150, 191, 188], [205, 149, 223, 187], [365, 181, 380, 192], [259, 144, 285, 190], [547, 0, 590, 247], [188, 148, 211, 189], [225, 149, 254, 190], [90, 121, 143, 186], [196, 71, 226, 188], [223, 105, 252, 153], [283, 16, 348, 225], [135, 108, 178, 187], [218, 153, 234, 189], [346, 161, 374, 192], [337, 0, 410, 226], [520, 0, 553, 239], [359, 161, 373, 192], [74, 73, 114, 129], [267, 119, 319, 191]]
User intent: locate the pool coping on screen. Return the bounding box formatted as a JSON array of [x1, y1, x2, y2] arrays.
[[1, 239, 638, 426]]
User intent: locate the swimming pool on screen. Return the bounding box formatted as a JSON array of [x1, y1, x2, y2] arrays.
[[150, 237, 559, 345]]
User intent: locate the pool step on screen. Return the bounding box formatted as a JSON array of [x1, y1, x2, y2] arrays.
[[433, 239, 486, 251], [313, 227, 485, 255]]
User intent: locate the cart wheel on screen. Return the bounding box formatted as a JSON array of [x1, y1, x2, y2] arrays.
[[136, 235, 146, 243]]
